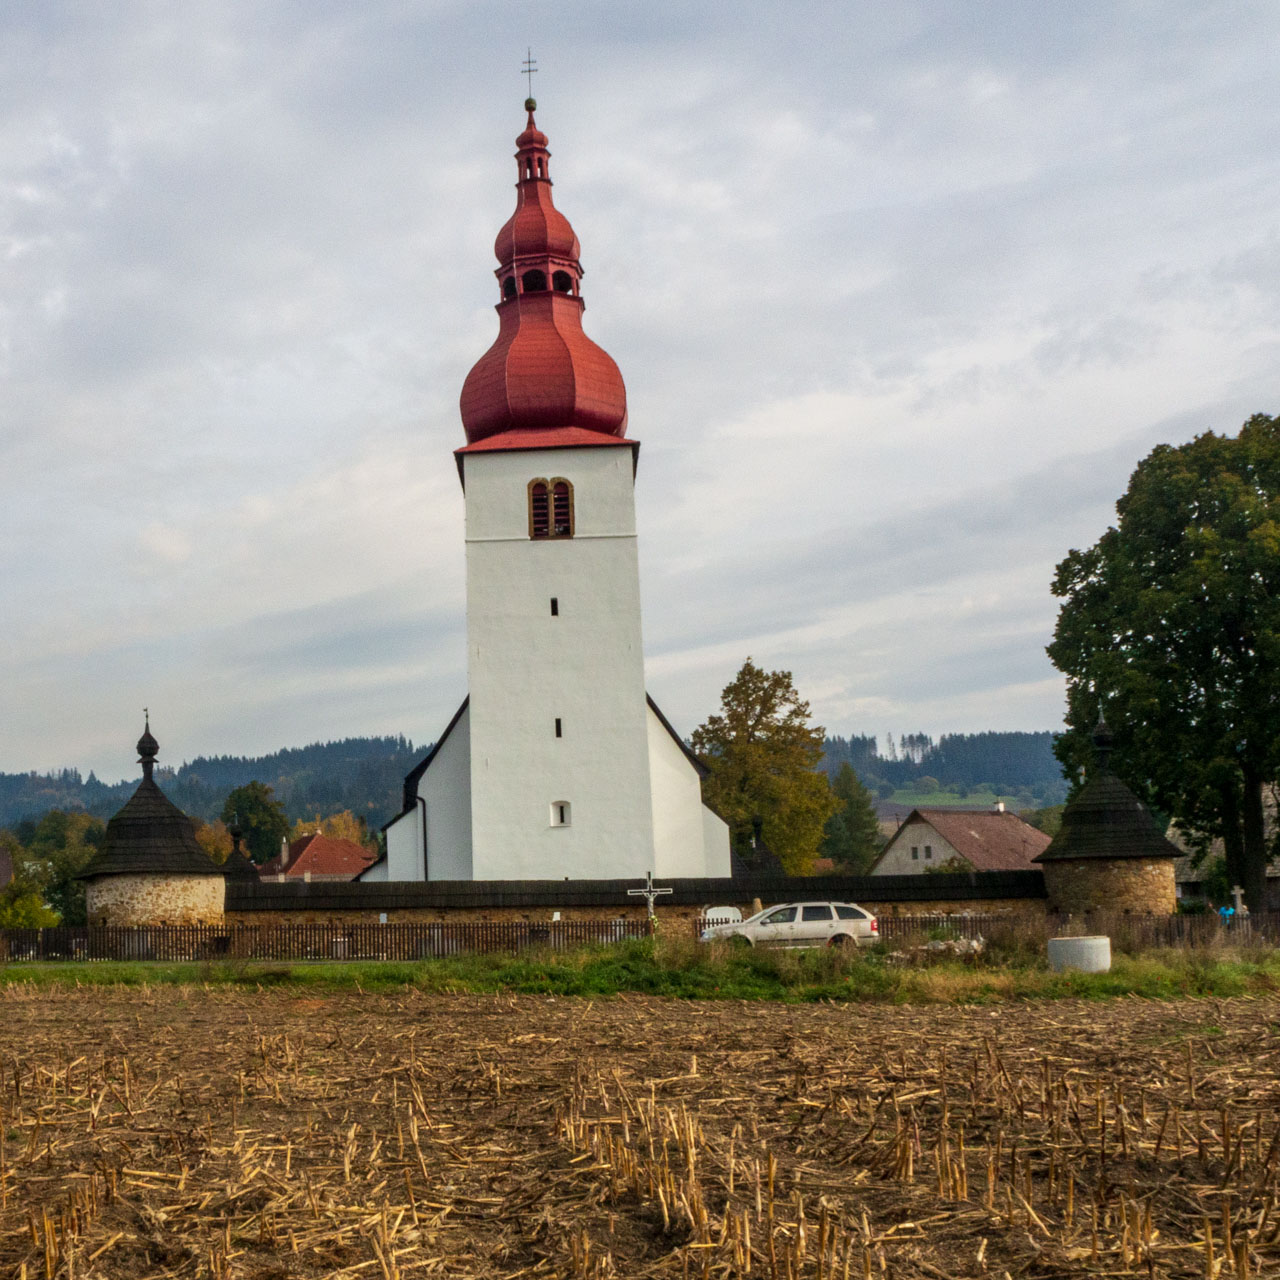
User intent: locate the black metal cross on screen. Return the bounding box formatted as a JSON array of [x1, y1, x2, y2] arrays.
[[522, 48, 537, 97]]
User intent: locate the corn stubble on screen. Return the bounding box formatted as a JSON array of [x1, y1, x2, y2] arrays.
[[0, 982, 1277, 1278]]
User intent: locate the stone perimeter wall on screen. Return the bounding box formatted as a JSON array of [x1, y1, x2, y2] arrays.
[[1042, 858, 1177, 916], [87, 874, 225, 926], [225, 896, 1046, 929]]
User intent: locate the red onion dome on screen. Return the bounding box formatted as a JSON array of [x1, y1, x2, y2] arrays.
[[460, 102, 627, 444]]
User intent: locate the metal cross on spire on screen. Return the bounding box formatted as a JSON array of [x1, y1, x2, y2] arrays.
[[522, 48, 538, 100]]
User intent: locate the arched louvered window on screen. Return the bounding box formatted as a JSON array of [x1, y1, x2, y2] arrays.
[[529, 480, 550, 538], [502, 276, 517, 300], [552, 480, 573, 536], [522, 269, 547, 292], [552, 270, 573, 294], [528, 478, 574, 539]]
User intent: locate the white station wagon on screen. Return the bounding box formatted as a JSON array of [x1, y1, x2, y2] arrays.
[[700, 901, 879, 949]]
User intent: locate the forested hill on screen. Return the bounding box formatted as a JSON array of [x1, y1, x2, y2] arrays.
[[2, 728, 1066, 831], [0, 737, 425, 830], [821, 730, 1066, 804]]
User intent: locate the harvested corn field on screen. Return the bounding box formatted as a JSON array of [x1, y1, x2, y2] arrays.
[[1, 984, 1278, 1278]]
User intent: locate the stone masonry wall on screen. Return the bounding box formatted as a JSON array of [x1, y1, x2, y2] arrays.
[[86, 874, 226, 926], [1042, 858, 1176, 916], [225, 895, 1045, 929]]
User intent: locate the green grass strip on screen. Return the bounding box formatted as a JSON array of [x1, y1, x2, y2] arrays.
[[2, 937, 1277, 1003]]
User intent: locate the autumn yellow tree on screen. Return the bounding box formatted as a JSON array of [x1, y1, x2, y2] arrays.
[[192, 819, 232, 864], [288, 810, 373, 848], [692, 659, 836, 875]]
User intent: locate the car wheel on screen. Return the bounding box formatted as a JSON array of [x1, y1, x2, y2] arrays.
[[828, 933, 852, 949]]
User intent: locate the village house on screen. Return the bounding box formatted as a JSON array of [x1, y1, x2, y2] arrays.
[[259, 833, 378, 883], [870, 805, 1051, 876]]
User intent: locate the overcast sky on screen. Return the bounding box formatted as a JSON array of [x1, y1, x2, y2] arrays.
[[2, 1, 1277, 782]]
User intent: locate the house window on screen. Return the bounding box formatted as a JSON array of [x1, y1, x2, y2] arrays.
[[555, 718, 562, 738], [911, 846, 919, 860], [529, 479, 573, 539], [551, 801, 571, 827], [924, 845, 933, 860], [550, 597, 559, 616]]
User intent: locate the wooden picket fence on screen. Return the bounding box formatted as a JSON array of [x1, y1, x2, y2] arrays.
[[693, 910, 1280, 951], [0, 918, 650, 964]]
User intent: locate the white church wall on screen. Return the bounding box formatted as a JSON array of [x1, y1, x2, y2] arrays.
[[421, 703, 472, 880], [360, 854, 388, 881], [377, 811, 419, 880], [463, 446, 656, 880], [647, 703, 712, 878], [701, 806, 731, 877]]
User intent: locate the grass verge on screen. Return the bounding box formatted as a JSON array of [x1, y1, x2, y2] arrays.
[[2, 936, 1278, 1003]]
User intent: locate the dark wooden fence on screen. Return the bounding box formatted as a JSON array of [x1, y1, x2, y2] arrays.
[[693, 911, 1280, 950], [0, 918, 651, 964]]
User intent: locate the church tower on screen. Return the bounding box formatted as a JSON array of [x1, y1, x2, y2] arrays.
[[455, 98, 653, 880], [372, 100, 730, 884]]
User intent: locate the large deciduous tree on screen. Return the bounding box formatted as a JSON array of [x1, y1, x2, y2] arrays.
[[220, 782, 289, 866], [692, 659, 837, 875], [1048, 413, 1280, 908]]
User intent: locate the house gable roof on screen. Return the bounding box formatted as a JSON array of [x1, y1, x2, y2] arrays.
[[259, 833, 378, 879], [876, 808, 1051, 872]]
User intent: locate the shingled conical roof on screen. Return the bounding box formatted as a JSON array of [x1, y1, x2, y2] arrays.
[[220, 819, 260, 882], [1033, 718, 1182, 863], [78, 719, 222, 880]]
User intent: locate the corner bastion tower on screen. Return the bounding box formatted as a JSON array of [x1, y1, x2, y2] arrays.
[[369, 101, 730, 883]]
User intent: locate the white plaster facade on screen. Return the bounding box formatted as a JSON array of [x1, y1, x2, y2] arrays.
[[373, 444, 730, 883], [871, 816, 960, 875]]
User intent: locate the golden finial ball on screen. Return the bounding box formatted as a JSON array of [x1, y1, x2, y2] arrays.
[[525, 97, 537, 112]]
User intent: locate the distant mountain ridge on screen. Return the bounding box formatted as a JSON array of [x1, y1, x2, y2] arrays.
[[0, 736, 425, 831], [0, 728, 1065, 832], [821, 730, 1067, 804]]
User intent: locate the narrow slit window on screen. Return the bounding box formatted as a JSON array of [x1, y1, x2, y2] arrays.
[[551, 801, 571, 827], [550, 597, 559, 616], [555, 718, 562, 738]]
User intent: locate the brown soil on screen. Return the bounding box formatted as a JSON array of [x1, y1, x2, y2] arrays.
[[1, 985, 1278, 1278]]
